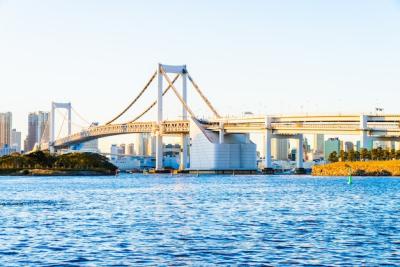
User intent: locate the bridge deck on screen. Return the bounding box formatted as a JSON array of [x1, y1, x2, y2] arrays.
[[41, 114, 400, 150]]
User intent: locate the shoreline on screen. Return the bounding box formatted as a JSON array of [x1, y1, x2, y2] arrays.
[[0, 168, 115, 176]]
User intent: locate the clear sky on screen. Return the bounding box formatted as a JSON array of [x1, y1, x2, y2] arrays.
[[1, 1, 400, 151]]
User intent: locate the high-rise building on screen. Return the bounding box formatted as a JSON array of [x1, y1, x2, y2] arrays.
[[303, 137, 311, 153], [127, 143, 135, 155], [147, 135, 156, 156], [110, 144, 125, 160], [134, 133, 150, 156], [25, 111, 50, 151], [313, 134, 324, 155], [0, 112, 12, 148], [11, 129, 21, 153], [271, 138, 288, 160], [324, 138, 341, 160]]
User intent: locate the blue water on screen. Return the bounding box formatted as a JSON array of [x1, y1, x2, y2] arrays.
[[0, 174, 399, 266]]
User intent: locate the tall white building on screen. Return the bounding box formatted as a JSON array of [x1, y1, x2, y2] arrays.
[[313, 134, 324, 155], [25, 111, 49, 151], [0, 112, 12, 148], [110, 144, 125, 160], [11, 129, 21, 153], [272, 138, 288, 160], [147, 135, 156, 156], [134, 133, 150, 156]]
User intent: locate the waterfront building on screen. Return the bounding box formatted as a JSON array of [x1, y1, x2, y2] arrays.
[[313, 134, 324, 155], [11, 129, 21, 153], [0, 112, 12, 148], [110, 144, 125, 160], [24, 111, 50, 152], [190, 121, 256, 170], [324, 138, 341, 160], [271, 138, 288, 161]]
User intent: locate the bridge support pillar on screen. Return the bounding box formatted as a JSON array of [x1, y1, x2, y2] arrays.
[[179, 66, 188, 171], [180, 134, 188, 170], [360, 115, 372, 150], [294, 134, 306, 174], [155, 134, 163, 170], [156, 65, 164, 170], [219, 122, 225, 144], [296, 134, 304, 167], [263, 117, 273, 173]]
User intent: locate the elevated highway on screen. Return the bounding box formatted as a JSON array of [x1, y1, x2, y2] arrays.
[[44, 114, 400, 151]]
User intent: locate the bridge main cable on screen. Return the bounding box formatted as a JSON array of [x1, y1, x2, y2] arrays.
[[187, 73, 221, 118], [105, 70, 157, 125], [127, 74, 180, 123]]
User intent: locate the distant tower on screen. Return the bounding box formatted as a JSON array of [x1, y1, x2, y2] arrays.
[[0, 112, 12, 148], [50, 102, 71, 152]]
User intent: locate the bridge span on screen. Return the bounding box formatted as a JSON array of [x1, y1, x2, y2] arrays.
[[40, 63, 400, 172]]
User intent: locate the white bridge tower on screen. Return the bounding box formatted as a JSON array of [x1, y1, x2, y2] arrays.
[[50, 102, 72, 153], [156, 64, 188, 171]]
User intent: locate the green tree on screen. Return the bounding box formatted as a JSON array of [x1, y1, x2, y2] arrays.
[[328, 151, 339, 163], [360, 148, 368, 161], [348, 149, 356, 162], [371, 148, 378, 161], [339, 150, 348, 162], [383, 149, 390, 161], [354, 150, 360, 161], [390, 149, 396, 160]]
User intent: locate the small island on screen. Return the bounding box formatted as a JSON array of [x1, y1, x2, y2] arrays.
[[0, 151, 118, 176]]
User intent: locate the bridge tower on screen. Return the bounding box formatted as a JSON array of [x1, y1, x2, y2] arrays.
[[156, 64, 189, 171], [50, 102, 72, 153]]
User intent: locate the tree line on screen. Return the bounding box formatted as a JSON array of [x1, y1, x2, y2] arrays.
[[0, 151, 117, 171], [328, 147, 400, 163]]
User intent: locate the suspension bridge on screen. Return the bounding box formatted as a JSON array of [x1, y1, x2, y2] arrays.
[[38, 63, 400, 172]]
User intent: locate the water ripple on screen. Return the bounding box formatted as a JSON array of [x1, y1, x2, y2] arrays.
[[0, 175, 399, 266]]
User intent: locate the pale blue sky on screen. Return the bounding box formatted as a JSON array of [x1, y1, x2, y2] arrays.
[[1, 1, 400, 150]]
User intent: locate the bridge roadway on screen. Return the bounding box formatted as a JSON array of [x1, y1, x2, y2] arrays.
[[42, 114, 400, 150]]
